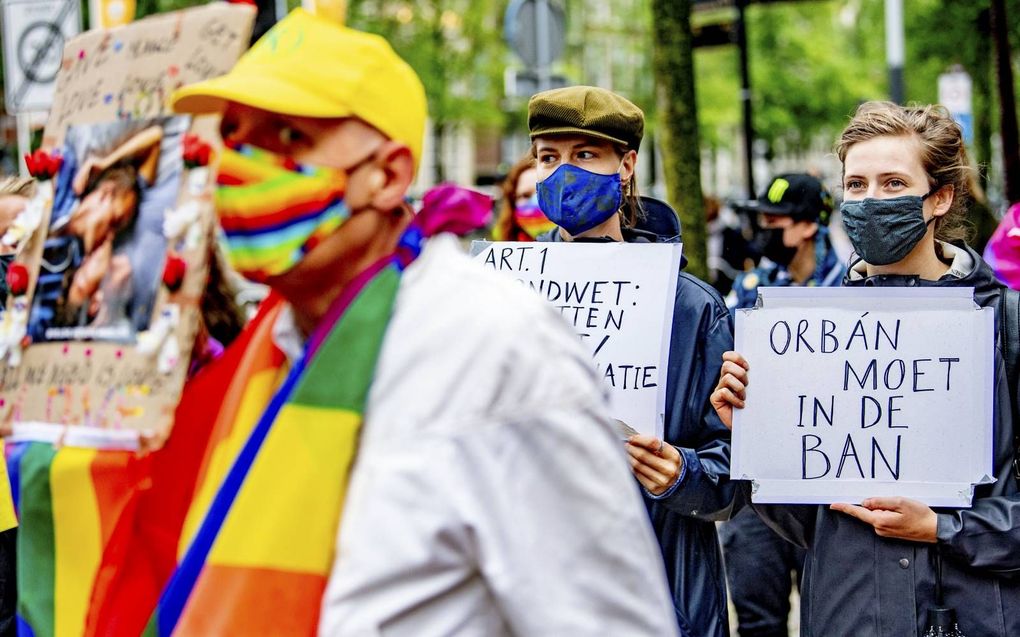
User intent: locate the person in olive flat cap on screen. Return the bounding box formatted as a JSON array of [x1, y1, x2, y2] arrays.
[[528, 85, 738, 637]]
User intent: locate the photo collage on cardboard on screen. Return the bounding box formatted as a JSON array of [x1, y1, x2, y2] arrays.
[[0, 4, 255, 448]]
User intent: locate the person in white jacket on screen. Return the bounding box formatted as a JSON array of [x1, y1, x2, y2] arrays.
[[157, 8, 679, 636]]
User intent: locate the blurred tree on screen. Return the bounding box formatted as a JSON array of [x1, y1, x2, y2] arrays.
[[344, 0, 508, 182], [744, 1, 883, 157], [991, 0, 1020, 205], [689, 0, 887, 196], [907, 1, 1000, 247], [651, 0, 708, 279], [133, 0, 509, 185], [907, 3, 992, 168]]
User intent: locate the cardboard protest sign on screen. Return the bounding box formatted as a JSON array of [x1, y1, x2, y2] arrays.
[[0, 4, 255, 449], [731, 287, 995, 507], [473, 241, 681, 438]]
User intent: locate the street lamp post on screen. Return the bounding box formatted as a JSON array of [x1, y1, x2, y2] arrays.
[[735, 0, 755, 198], [885, 0, 905, 104]]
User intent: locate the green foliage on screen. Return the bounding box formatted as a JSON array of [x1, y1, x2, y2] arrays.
[[133, 1, 509, 131], [744, 0, 884, 153], [344, 0, 508, 129], [692, 0, 1020, 164], [694, 46, 739, 149], [691, 1, 886, 155]]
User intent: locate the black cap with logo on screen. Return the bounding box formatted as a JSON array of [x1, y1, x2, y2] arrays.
[[739, 173, 833, 225]]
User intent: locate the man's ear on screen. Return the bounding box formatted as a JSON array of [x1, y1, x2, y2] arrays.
[[798, 221, 819, 243], [368, 142, 415, 213]]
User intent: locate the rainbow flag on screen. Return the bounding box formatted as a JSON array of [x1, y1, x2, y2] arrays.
[[85, 296, 288, 636], [144, 256, 402, 635], [6, 296, 288, 637], [0, 446, 16, 536], [7, 442, 146, 637]]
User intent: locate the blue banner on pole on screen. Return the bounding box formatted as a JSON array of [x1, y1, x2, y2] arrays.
[[954, 113, 974, 146]]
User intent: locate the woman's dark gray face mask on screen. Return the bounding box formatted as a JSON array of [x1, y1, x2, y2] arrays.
[[840, 187, 940, 265]]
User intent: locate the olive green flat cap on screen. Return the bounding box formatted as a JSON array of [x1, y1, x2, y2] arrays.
[[528, 85, 644, 151]]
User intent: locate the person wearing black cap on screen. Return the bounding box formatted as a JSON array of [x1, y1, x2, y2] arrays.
[[728, 173, 844, 311], [720, 173, 844, 637], [529, 85, 736, 637]]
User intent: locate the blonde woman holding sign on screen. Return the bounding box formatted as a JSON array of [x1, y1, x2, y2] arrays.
[[712, 101, 1020, 637]]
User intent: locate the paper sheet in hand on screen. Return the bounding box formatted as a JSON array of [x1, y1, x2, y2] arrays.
[[473, 241, 681, 439], [731, 287, 995, 507]]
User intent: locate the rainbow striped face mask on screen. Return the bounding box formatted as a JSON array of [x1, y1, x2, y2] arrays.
[[214, 144, 373, 282], [514, 194, 556, 239]]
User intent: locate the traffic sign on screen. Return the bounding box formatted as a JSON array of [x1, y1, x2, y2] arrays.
[[2, 0, 81, 113], [504, 0, 565, 68], [505, 68, 568, 99], [939, 68, 974, 145]]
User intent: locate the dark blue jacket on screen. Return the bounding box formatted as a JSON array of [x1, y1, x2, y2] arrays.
[[540, 199, 737, 637], [729, 226, 845, 311]]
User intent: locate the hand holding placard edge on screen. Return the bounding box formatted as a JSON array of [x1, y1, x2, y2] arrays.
[[711, 351, 749, 430], [830, 497, 938, 543]]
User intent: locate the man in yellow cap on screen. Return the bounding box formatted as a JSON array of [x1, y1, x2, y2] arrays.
[[125, 9, 680, 636]]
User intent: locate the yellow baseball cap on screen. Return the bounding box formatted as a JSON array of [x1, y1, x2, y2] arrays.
[[171, 9, 427, 167]]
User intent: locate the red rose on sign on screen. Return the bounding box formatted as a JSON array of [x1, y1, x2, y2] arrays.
[[6, 263, 28, 296], [24, 149, 62, 180], [162, 255, 187, 291], [182, 134, 212, 169]]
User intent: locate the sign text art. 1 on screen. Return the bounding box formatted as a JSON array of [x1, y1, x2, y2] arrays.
[[474, 241, 683, 438]]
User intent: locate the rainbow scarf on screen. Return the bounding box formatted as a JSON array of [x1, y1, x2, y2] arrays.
[[145, 254, 404, 636], [215, 145, 351, 282], [6, 442, 146, 637]]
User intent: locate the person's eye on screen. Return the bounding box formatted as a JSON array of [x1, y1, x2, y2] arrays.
[[538, 154, 557, 165], [277, 125, 308, 148], [886, 178, 906, 189], [577, 150, 596, 160], [843, 179, 863, 191], [220, 119, 239, 143]]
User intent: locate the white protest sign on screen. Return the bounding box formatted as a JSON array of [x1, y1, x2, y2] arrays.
[[2, 0, 81, 112], [732, 287, 994, 507], [473, 241, 682, 439]]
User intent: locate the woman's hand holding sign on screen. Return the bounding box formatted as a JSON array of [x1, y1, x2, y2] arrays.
[[711, 350, 938, 542], [627, 434, 683, 495], [710, 351, 750, 430], [830, 498, 937, 543]]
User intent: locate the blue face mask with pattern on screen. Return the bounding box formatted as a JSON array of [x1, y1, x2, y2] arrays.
[[536, 163, 623, 236]]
